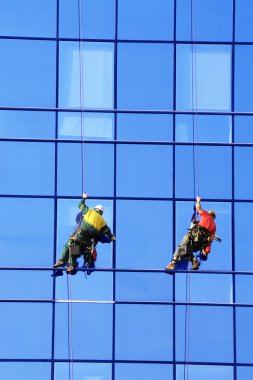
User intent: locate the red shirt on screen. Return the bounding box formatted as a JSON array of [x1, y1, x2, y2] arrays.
[[199, 210, 216, 235]]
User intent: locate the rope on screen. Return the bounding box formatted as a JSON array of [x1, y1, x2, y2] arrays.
[[78, 0, 86, 194], [67, 275, 74, 380], [183, 268, 191, 380]]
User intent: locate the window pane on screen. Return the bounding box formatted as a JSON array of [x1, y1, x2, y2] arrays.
[[0, 198, 54, 266], [175, 146, 232, 199], [234, 116, 253, 142], [176, 0, 233, 41], [117, 113, 173, 141], [117, 43, 173, 110], [0, 0, 56, 37], [236, 307, 253, 363], [0, 39, 56, 107], [59, 42, 114, 109], [58, 112, 114, 140], [55, 363, 112, 380], [116, 272, 173, 302], [57, 143, 114, 197], [234, 147, 253, 199], [0, 142, 55, 195], [176, 364, 233, 380], [176, 306, 233, 362], [117, 144, 173, 197], [115, 305, 173, 361], [235, 1, 253, 42], [235, 275, 253, 304], [175, 202, 231, 271], [0, 362, 51, 380], [115, 363, 173, 380], [59, 0, 115, 39], [0, 111, 55, 139], [177, 44, 231, 111], [118, 0, 174, 40], [55, 303, 113, 359], [235, 46, 253, 112], [234, 203, 253, 271], [0, 303, 52, 358], [175, 114, 232, 143], [116, 200, 173, 269], [237, 366, 253, 379]]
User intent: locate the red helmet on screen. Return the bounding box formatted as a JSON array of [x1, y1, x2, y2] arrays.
[[208, 210, 216, 219]]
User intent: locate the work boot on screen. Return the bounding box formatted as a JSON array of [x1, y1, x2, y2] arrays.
[[165, 260, 176, 270], [191, 258, 200, 270], [66, 265, 76, 274], [53, 259, 65, 268]]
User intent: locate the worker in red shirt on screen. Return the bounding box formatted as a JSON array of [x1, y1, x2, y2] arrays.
[[165, 196, 217, 271]]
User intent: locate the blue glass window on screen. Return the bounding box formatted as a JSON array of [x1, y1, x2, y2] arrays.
[[118, 0, 174, 40], [236, 307, 253, 363], [0, 111, 55, 139], [175, 114, 232, 143], [235, 1, 253, 42], [59, 0, 115, 39], [0, 142, 55, 196], [117, 113, 173, 141], [117, 144, 173, 197], [177, 44, 231, 111], [0, 197, 54, 266], [55, 303, 113, 359], [0, 363, 51, 380], [115, 304, 173, 361], [57, 143, 114, 197], [0, 0, 56, 37], [176, 306, 233, 362], [59, 42, 114, 109], [235, 275, 253, 304], [116, 200, 173, 269], [176, 0, 233, 41], [234, 148, 253, 199], [58, 112, 114, 140], [115, 364, 173, 380], [117, 43, 173, 110], [176, 364, 234, 380], [234, 116, 253, 142], [0, 39, 56, 107], [175, 146, 232, 199], [235, 46, 253, 112], [234, 203, 253, 271], [55, 363, 112, 380], [237, 366, 253, 379]]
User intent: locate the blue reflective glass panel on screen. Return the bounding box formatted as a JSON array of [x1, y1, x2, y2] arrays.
[[176, 306, 233, 362], [235, 46, 253, 112], [236, 275, 253, 304], [115, 364, 173, 380], [0, 0, 56, 37], [236, 307, 253, 363], [116, 272, 173, 302], [176, 364, 233, 380], [235, 1, 253, 42], [0, 362, 51, 380], [118, 0, 174, 40], [55, 303, 113, 359], [117, 113, 173, 141], [116, 200, 173, 269], [59, 0, 115, 39], [0, 198, 54, 266], [0, 142, 55, 196], [117, 144, 172, 197], [55, 363, 112, 380], [0, 40, 56, 107], [115, 305, 173, 360], [175, 146, 232, 199], [177, 44, 231, 111], [176, 0, 232, 41], [57, 143, 114, 197], [58, 112, 114, 140], [234, 148, 253, 199], [234, 116, 253, 142], [117, 43, 173, 110], [59, 42, 114, 109], [175, 114, 232, 142], [175, 202, 231, 270], [234, 203, 253, 271], [237, 366, 253, 379], [0, 303, 52, 358], [0, 111, 55, 139]]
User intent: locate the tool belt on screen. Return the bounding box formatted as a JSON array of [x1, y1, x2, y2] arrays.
[[186, 224, 211, 252]]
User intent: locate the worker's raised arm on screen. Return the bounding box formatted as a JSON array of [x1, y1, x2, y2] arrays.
[[196, 196, 204, 214]]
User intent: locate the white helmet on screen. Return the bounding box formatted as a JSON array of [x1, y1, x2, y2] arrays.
[[94, 204, 104, 214]]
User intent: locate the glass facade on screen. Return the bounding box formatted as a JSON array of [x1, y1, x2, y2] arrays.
[[0, 1, 252, 379]]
